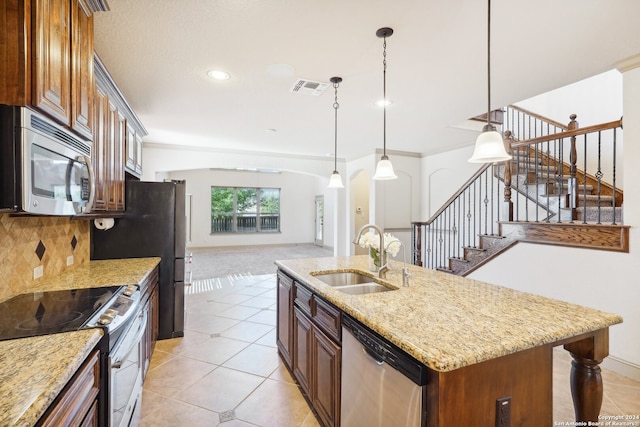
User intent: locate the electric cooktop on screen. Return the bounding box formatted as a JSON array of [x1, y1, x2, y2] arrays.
[[0, 286, 121, 341]]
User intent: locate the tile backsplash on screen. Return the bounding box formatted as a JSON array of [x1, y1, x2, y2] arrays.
[[0, 214, 90, 301]]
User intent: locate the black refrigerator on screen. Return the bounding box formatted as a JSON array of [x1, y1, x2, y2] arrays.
[[91, 180, 186, 339]]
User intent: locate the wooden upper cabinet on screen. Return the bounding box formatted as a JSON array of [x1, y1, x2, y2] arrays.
[[32, 0, 72, 124], [70, 0, 94, 139], [92, 84, 108, 211], [0, 0, 94, 140]]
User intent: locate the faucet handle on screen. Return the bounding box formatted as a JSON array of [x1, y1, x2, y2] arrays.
[[402, 267, 411, 287]]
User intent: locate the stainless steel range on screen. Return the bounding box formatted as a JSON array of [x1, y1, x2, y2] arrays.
[[0, 282, 146, 427]]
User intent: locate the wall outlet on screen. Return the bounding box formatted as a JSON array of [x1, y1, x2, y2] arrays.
[[496, 396, 511, 427], [33, 265, 44, 279], [67, 255, 74, 266]]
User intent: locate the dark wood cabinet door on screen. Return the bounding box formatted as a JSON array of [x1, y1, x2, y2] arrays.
[[312, 327, 341, 427], [70, 0, 93, 139], [91, 84, 108, 210], [276, 272, 293, 366], [32, 0, 72, 125], [293, 307, 313, 398], [114, 109, 126, 210], [105, 99, 125, 211]]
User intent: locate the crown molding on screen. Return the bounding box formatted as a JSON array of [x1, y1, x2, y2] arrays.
[[616, 53, 640, 73]]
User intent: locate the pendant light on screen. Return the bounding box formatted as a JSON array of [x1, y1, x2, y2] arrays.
[[468, 0, 512, 163], [373, 27, 398, 180], [328, 76, 344, 189]]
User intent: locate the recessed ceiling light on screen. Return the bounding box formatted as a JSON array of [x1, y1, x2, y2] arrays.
[[207, 70, 231, 80], [376, 99, 393, 107]]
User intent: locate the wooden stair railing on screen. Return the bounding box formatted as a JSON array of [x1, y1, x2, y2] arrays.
[[412, 109, 629, 276]]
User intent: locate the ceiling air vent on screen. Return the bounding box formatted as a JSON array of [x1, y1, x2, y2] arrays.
[[289, 79, 329, 96]]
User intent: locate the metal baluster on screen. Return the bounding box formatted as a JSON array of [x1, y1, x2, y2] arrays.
[[439, 214, 443, 267], [457, 197, 462, 258], [453, 199, 459, 259], [515, 146, 520, 221], [493, 163, 497, 233], [545, 130, 551, 223], [483, 169, 489, 236], [596, 131, 602, 225], [612, 128, 618, 225], [558, 136, 565, 224], [524, 145, 530, 222], [582, 134, 588, 224], [472, 180, 477, 247], [467, 187, 471, 250]]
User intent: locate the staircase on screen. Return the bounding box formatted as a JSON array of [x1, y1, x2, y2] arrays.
[[412, 106, 629, 276]]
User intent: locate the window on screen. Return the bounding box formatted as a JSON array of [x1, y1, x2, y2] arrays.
[[211, 187, 280, 233]]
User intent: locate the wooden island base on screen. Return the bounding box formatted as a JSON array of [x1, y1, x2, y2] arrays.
[[426, 329, 608, 426]]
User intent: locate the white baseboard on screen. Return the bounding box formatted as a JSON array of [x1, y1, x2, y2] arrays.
[[601, 355, 640, 382]]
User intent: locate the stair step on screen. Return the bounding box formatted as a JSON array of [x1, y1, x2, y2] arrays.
[[463, 246, 488, 263], [573, 206, 624, 223], [575, 195, 615, 207], [478, 234, 505, 251]]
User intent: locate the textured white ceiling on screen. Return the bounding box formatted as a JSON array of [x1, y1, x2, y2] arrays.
[[93, 0, 640, 161]]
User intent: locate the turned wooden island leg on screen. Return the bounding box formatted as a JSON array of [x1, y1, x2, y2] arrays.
[[568, 354, 603, 421], [563, 328, 609, 423]]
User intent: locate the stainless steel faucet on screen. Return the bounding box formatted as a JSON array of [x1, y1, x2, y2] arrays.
[[385, 239, 412, 287], [353, 224, 389, 279]]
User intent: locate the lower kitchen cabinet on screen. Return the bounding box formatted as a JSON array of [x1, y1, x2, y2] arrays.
[[142, 268, 160, 378], [38, 349, 101, 427], [311, 322, 341, 427], [293, 307, 313, 396], [277, 269, 341, 427], [276, 271, 294, 367]]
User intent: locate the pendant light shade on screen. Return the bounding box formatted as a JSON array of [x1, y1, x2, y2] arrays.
[[327, 76, 344, 189], [468, 0, 512, 164], [373, 27, 398, 180], [328, 171, 344, 188], [374, 156, 397, 180]]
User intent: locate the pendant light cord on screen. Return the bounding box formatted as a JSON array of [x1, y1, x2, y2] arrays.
[[486, 0, 492, 129], [383, 36, 388, 157], [333, 80, 340, 172]]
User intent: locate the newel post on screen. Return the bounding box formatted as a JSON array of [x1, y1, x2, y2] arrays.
[[568, 114, 579, 215], [502, 130, 514, 221], [412, 223, 423, 267]]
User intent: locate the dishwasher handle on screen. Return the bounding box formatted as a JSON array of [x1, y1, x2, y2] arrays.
[[362, 346, 385, 366]]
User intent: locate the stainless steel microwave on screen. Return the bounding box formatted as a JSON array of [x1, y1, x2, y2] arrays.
[[0, 105, 95, 216]]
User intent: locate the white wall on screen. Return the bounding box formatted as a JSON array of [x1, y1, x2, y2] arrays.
[[515, 70, 623, 126], [144, 145, 342, 250], [421, 145, 479, 219]]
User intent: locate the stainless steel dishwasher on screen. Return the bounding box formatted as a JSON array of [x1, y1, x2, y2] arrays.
[[341, 315, 427, 427]]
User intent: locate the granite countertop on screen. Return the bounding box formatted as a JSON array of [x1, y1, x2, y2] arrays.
[[0, 258, 160, 426], [0, 329, 103, 427], [275, 255, 623, 372], [29, 257, 161, 294]]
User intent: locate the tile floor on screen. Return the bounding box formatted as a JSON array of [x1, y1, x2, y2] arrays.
[[140, 273, 640, 426]]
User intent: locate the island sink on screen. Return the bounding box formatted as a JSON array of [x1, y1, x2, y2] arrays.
[[312, 271, 395, 295], [313, 272, 373, 286], [333, 283, 393, 295]]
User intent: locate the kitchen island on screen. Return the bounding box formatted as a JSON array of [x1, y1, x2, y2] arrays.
[[276, 255, 622, 426]]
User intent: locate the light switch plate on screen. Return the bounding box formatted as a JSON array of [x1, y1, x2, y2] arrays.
[[67, 255, 74, 266], [33, 265, 44, 279]]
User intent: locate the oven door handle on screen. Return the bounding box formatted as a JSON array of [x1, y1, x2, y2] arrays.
[[112, 309, 148, 369]]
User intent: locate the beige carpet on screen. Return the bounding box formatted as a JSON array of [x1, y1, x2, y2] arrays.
[[186, 244, 333, 280]]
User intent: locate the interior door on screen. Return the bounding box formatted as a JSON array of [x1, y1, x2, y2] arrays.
[[314, 196, 324, 247]]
